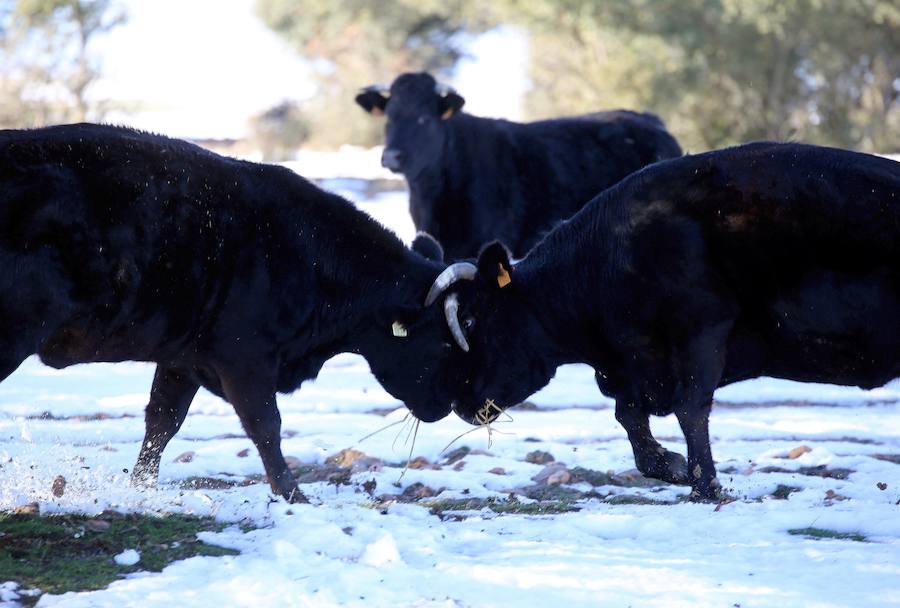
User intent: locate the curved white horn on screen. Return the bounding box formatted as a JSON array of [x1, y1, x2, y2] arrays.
[[444, 293, 469, 352], [424, 262, 477, 306]]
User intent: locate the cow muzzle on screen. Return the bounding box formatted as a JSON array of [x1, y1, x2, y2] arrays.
[[451, 399, 505, 426], [381, 148, 404, 172]]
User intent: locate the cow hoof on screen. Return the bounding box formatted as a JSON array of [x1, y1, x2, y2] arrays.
[[636, 449, 689, 485], [285, 487, 310, 504], [688, 477, 724, 503], [130, 471, 158, 489], [664, 451, 690, 484]]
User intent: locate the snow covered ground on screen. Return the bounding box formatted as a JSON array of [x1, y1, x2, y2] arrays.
[[1, 155, 899, 607]]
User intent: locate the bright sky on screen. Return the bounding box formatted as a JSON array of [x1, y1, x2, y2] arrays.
[[91, 0, 313, 139], [90, 0, 527, 140]]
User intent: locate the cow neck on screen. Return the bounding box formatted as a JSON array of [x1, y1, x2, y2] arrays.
[[297, 192, 439, 353], [412, 115, 482, 202], [405, 126, 464, 203], [513, 194, 622, 367]]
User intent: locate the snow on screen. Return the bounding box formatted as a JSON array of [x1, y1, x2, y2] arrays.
[[0, 584, 20, 603], [1, 153, 899, 608], [283, 147, 399, 182], [113, 550, 141, 567]]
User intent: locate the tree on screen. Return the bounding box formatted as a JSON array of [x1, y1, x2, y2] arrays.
[[0, 0, 126, 128], [498, 0, 900, 152], [255, 0, 490, 147]]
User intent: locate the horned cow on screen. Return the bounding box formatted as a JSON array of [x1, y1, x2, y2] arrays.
[[422, 142, 900, 500]]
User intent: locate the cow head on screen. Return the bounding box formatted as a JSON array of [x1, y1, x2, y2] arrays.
[[356, 73, 464, 178], [419, 241, 561, 426], [362, 301, 459, 423], [353, 234, 459, 423]]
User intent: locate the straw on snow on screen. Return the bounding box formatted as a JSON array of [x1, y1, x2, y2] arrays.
[[440, 399, 514, 455]]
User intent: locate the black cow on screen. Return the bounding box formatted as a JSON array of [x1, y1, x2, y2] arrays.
[[421, 142, 900, 500], [355, 72, 683, 259], [0, 123, 460, 502]]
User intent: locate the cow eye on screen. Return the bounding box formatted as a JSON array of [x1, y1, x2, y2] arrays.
[[463, 317, 475, 331]]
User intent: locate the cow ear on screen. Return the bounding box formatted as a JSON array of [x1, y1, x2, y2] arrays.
[[477, 241, 513, 289], [439, 92, 465, 120], [355, 89, 389, 116], [411, 232, 444, 262]]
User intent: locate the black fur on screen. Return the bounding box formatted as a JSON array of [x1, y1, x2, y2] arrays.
[[410, 231, 444, 262], [357, 72, 683, 259], [433, 142, 900, 500], [0, 123, 459, 502]]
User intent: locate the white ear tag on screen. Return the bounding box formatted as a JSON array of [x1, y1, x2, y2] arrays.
[[392, 321, 408, 337]]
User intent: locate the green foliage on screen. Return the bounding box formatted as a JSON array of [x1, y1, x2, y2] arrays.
[[0, 511, 240, 600], [497, 0, 900, 152], [787, 527, 868, 542], [259, 0, 898, 152]]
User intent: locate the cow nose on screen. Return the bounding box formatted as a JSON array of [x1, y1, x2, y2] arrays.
[[450, 401, 477, 425], [381, 148, 404, 171], [410, 403, 450, 423]]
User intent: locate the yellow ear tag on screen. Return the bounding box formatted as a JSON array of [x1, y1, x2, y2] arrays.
[[371, 107, 385, 117], [497, 264, 512, 288], [441, 107, 455, 120]]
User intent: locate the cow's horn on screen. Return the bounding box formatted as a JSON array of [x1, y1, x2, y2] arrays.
[[444, 293, 469, 352], [424, 262, 477, 306]]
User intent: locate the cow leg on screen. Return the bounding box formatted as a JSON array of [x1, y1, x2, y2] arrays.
[[670, 319, 733, 501], [217, 366, 306, 503], [614, 400, 689, 485], [611, 310, 733, 499], [132, 366, 199, 487], [674, 400, 720, 501]]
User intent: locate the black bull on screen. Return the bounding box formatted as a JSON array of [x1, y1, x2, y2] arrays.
[[0, 123, 463, 502], [356, 72, 683, 259], [423, 142, 900, 500]]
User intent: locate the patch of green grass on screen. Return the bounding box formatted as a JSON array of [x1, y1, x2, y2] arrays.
[[569, 467, 666, 488], [488, 500, 580, 515], [568, 467, 615, 486], [418, 497, 581, 517], [0, 511, 241, 602], [178, 476, 247, 490], [603, 494, 675, 506], [787, 527, 867, 542], [521, 484, 585, 502]]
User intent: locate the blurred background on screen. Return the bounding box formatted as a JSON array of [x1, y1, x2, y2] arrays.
[[1, 0, 898, 159]]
